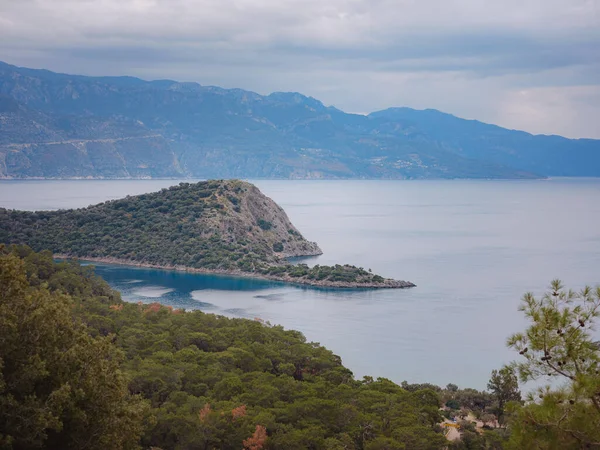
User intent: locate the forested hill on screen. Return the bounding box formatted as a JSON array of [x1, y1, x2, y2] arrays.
[[0, 179, 413, 288], [0, 245, 446, 449], [2, 61, 599, 180], [3, 249, 600, 448]]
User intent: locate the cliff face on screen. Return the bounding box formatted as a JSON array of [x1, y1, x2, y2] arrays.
[[199, 180, 322, 260], [216, 182, 322, 258]]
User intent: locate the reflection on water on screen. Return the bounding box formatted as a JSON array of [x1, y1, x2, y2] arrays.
[[131, 286, 175, 298], [91, 263, 287, 312]]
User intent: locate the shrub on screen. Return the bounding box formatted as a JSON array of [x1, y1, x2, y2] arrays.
[[257, 219, 273, 230]]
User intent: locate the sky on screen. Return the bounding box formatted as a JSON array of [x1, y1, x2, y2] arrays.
[[1, 0, 599, 138]]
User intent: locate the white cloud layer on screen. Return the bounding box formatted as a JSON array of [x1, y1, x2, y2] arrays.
[[1, 0, 599, 137]]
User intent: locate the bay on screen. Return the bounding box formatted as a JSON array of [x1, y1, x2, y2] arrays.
[[1, 178, 599, 389]]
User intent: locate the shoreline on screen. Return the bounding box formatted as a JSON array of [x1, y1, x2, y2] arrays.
[[54, 254, 416, 289]]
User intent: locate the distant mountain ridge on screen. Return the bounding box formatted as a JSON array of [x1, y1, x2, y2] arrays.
[[1, 61, 598, 179]]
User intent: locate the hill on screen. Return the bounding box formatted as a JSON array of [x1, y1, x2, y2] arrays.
[[1, 61, 598, 179], [0, 179, 414, 288]]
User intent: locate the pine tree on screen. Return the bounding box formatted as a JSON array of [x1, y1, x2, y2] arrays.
[[506, 280, 600, 448]]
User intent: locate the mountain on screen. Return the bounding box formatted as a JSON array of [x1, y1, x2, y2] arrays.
[[0, 179, 414, 288], [0, 61, 598, 179], [369, 108, 600, 177]]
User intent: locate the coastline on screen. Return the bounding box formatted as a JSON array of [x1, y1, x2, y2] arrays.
[[54, 254, 416, 289]]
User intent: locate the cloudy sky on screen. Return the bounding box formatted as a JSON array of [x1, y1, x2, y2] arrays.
[[1, 0, 599, 138]]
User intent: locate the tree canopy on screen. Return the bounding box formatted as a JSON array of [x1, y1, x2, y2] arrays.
[[0, 247, 147, 449], [505, 280, 600, 449], [487, 367, 521, 425], [3, 246, 599, 448], [0, 246, 442, 449]]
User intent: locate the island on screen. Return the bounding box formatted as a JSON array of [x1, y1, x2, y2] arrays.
[[0, 180, 415, 288]]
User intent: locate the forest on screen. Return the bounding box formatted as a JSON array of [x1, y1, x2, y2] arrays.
[[1, 246, 598, 449]]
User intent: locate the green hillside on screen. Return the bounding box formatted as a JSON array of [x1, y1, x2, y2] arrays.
[[0, 180, 414, 288], [0, 246, 442, 449]]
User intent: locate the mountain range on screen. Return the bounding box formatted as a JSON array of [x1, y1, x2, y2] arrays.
[[1, 61, 598, 179]]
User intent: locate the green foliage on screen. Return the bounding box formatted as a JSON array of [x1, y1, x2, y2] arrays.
[[451, 388, 494, 412], [265, 263, 393, 285], [487, 366, 521, 425], [0, 180, 290, 272], [257, 219, 273, 231], [505, 280, 600, 448], [0, 246, 147, 449], [445, 399, 460, 410], [0, 246, 446, 449], [449, 428, 509, 450], [401, 381, 442, 393]]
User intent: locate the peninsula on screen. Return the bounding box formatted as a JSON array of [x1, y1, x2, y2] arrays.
[[0, 180, 414, 288]]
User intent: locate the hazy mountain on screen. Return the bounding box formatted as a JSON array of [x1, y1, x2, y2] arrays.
[[369, 108, 600, 177], [1, 61, 598, 179]]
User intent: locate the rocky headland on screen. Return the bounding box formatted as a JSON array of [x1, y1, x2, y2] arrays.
[[0, 179, 414, 288]]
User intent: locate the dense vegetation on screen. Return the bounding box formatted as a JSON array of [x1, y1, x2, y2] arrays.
[[2, 246, 598, 448], [0, 246, 440, 449], [0, 246, 147, 449], [0, 180, 287, 271], [504, 280, 600, 448], [0, 180, 407, 287], [265, 263, 390, 285]]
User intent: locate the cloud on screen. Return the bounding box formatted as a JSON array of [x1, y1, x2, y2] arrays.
[[496, 85, 600, 137], [0, 0, 599, 137]]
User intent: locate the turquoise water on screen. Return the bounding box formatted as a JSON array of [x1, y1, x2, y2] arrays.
[[2, 178, 599, 389]]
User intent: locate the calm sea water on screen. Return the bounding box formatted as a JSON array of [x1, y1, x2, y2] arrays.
[[1, 178, 599, 389]]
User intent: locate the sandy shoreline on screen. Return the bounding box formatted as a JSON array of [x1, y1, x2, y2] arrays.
[[54, 254, 416, 289]]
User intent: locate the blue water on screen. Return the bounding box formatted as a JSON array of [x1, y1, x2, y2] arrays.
[[1, 178, 599, 389]]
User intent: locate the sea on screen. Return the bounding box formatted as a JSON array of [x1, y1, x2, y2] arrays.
[[1, 178, 599, 389]]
